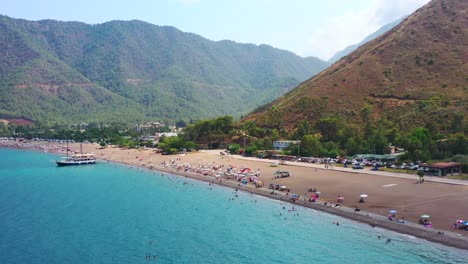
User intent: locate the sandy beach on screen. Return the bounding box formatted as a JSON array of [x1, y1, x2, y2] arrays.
[[3, 140, 468, 250]]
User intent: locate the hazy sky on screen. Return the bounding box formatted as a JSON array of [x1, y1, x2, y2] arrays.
[[1, 0, 430, 60]]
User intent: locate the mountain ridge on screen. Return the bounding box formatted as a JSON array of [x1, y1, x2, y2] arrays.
[[0, 15, 328, 124], [328, 17, 405, 64], [246, 0, 467, 135]]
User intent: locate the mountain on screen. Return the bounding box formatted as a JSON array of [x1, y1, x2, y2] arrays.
[[0, 16, 327, 124], [247, 0, 467, 134], [328, 17, 405, 64]]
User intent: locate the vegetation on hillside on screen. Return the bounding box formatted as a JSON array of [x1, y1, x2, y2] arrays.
[[186, 114, 467, 166], [0, 16, 327, 124], [1, 0, 466, 169], [1, 112, 466, 170]]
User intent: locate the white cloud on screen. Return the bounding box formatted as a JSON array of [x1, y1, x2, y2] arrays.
[[303, 0, 430, 60], [373, 0, 430, 25]]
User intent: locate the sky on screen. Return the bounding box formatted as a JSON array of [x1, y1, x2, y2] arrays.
[[1, 0, 430, 61]]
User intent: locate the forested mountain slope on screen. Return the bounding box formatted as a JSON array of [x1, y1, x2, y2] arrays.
[[0, 16, 327, 124]]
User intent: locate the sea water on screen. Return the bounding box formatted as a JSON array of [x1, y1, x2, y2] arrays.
[[0, 148, 467, 264]]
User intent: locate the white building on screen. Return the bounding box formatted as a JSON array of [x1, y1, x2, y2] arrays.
[[273, 140, 299, 150]]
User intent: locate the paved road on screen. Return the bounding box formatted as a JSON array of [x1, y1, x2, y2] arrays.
[[203, 150, 468, 186]]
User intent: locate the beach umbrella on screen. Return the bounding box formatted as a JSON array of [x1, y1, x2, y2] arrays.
[[360, 194, 368, 198], [315, 191, 321, 194], [420, 214, 430, 219], [389, 210, 397, 214]]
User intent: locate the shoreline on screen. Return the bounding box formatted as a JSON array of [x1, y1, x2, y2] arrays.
[[2, 141, 468, 251], [141, 164, 468, 251]]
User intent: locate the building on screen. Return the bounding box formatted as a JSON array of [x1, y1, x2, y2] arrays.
[[135, 122, 166, 133], [420, 162, 462, 176], [154, 132, 178, 143], [273, 140, 299, 150], [140, 136, 156, 141], [155, 132, 178, 138]]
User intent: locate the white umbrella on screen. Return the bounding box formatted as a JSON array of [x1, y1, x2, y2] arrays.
[[421, 214, 430, 219], [389, 210, 397, 214], [360, 194, 368, 198]]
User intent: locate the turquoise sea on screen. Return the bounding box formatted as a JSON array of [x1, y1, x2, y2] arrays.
[[0, 148, 467, 263]]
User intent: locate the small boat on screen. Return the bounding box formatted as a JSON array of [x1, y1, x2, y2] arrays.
[[56, 153, 96, 166]]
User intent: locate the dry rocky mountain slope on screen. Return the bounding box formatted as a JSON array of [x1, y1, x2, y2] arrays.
[[247, 0, 467, 133]]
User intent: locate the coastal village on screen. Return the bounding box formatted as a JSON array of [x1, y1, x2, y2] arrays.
[[1, 0, 467, 261]]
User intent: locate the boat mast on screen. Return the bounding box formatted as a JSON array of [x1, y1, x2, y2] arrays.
[[80, 131, 83, 154]]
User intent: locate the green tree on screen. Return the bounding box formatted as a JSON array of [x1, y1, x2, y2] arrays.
[[300, 134, 323, 157], [228, 144, 241, 154], [401, 127, 433, 161], [417, 170, 425, 183], [244, 146, 258, 157], [293, 120, 312, 139], [344, 137, 365, 156], [157, 136, 197, 153], [360, 105, 373, 123], [184, 116, 234, 143], [368, 124, 389, 154], [315, 117, 344, 142]]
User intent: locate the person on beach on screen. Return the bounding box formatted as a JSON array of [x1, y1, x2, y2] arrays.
[[337, 195, 344, 203]]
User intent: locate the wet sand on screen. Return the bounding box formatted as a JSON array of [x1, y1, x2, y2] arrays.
[[3, 140, 468, 250]]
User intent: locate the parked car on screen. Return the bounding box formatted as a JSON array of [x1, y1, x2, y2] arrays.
[[352, 164, 364, 169], [273, 171, 291, 178]]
